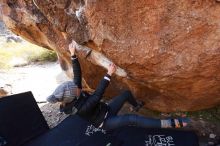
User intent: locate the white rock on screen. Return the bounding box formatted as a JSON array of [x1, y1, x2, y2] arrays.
[[209, 133, 216, 139]]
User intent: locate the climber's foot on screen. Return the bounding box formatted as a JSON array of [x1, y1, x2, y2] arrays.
[[161, 118, 190, 128]]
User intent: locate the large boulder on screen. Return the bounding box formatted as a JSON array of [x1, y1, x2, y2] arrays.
[[0, 0, 219, 112]]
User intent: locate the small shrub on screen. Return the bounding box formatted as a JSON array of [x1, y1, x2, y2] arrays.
[[27, 50, 57, 62]]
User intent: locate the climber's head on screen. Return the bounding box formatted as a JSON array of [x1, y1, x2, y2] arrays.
[[46, 81, 78, 104]]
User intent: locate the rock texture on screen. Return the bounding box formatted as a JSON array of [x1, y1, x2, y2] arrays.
[[0, 88, 7, 97], [0, 0, 220, 112]]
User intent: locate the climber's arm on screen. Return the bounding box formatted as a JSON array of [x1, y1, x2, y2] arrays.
[[69, 41, 82, 97], [71, 55, 82, 89], [78, 64, 116, 114]]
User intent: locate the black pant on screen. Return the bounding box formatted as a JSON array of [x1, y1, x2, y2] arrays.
[[102, 91, 161, 130]]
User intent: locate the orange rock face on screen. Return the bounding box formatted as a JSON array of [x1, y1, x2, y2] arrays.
[[0, 0, 220, 112]]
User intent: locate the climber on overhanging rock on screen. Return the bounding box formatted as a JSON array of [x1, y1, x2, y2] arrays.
[[46, 41, 190, 130], [1, 0, 219, 112]]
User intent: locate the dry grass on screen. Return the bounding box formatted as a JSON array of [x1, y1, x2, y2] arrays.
[[0, 40, 57, 69]]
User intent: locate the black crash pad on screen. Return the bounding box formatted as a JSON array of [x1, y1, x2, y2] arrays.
[[25, 115, 199, 146], [0, 92, 49, 146], [0, 92, 199, 146]]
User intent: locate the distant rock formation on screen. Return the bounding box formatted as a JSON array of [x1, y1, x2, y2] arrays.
[[0, 0, 219, 112], [0, 20, 22, 42]]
